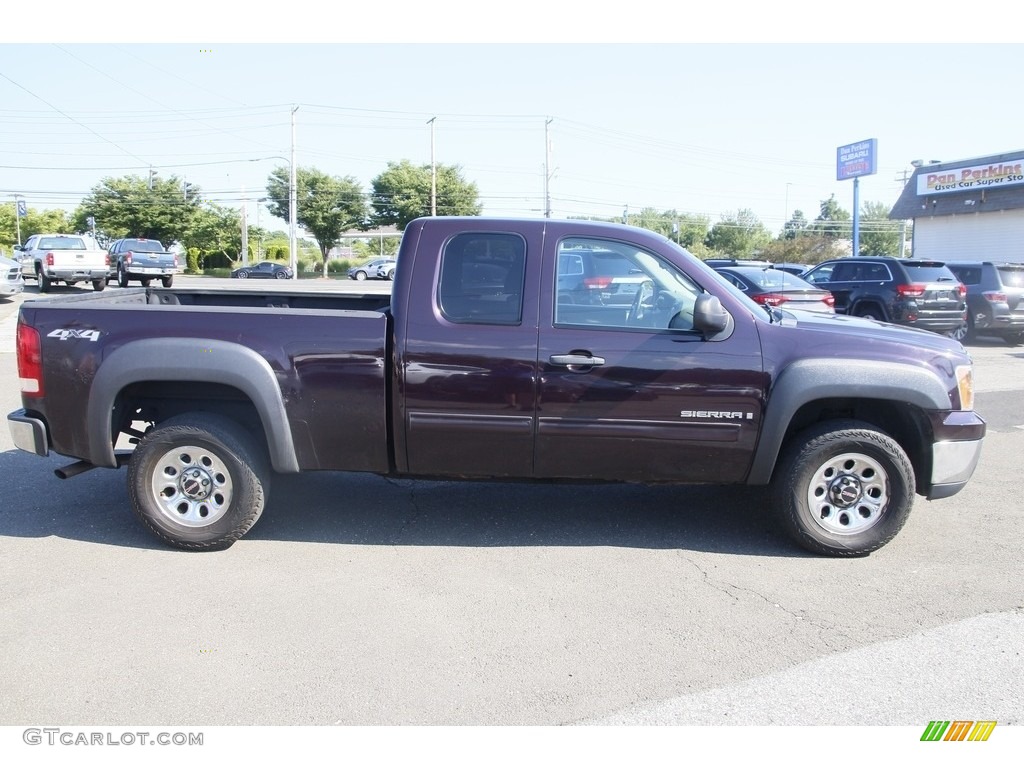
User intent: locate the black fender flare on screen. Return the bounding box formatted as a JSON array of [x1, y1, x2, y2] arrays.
[[87, 338, 300, 472], [747, 358, 950, 485]]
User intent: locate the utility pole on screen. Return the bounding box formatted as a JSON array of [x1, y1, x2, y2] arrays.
[[544, 118, 553, 218], [289, 105, 299, 279], [240, 186, 249, 267], [428, 117, 437, 217], [896, 168, 911, 258]]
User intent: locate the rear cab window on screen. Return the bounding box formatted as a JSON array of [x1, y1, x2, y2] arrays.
[[437, 233, 526, 325]]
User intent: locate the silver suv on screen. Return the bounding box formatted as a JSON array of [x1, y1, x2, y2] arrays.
[[945, 261, 1024, 345]]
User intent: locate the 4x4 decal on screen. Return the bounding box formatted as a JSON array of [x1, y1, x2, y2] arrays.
[[47, 328, 101, 342]]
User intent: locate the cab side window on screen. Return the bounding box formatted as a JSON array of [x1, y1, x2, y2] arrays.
[[437, 233, 526, 325]]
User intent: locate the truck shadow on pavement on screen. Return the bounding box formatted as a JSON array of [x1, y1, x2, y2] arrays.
[[0, 449, 803, 557]]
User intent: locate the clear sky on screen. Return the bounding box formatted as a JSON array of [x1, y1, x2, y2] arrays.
[[3, 6, 1022, 237]]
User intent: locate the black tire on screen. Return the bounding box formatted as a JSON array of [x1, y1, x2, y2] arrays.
[[117, 263, 129, 288], [37, 267, 51, 293], [771, 419, 915, 557], [275, 270, 288, 279], [140, 278, 152, 287], [354, 271, 367, 281], [386, 269, 395, 281], [854, 304, 885, 322], [1001, 331, 1023, 346], [92, 279, 105, 292], [127, 413, 271, 551], [161, 275, 173, 288], [236, 270, 248, 279]]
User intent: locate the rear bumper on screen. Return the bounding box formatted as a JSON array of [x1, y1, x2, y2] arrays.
[[44, 268, 107, 280], [8, 410, 49, 457], [127, 266, 175, 276]]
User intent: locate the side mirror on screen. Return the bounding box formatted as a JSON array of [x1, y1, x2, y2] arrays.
[[693, 294, 730, 334], [13, 244, 23, 251]]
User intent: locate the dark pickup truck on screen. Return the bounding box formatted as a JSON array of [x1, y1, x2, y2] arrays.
[[7, 217, 985, 556]]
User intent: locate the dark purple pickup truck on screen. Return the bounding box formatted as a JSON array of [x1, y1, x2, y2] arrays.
[[8, 217, 986, 556]]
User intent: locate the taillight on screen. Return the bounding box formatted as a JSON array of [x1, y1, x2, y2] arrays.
[[583, 277, 612, 290], [982, 291, 1006, 302], [896, 284, 926, 298], [125, 251, 133, 264], [16, 322, 43, 397], [823, 294, 836, 307], [45, 252, 54, 266], [754, 293, 788, 306], [173, 254, 179, 268], [957, 283, 967, 298], [105, 254, 110, 267]]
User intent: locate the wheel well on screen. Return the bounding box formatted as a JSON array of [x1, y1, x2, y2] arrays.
[[113, 381, 266, 450], [852, 300, 886, 319], [780, 397, 932, 494]]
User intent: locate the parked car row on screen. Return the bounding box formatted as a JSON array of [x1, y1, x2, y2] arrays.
[[347, 257, 396, 281]]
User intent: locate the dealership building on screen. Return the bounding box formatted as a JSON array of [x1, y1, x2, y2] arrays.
[[889, 149, 1024, 262]]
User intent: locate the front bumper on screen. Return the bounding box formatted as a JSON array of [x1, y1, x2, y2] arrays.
[[8, 410, 49, 457], [0, 281, 24, 295]]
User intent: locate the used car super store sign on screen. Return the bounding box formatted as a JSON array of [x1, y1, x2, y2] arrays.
[[918, 159, 1024, 194]]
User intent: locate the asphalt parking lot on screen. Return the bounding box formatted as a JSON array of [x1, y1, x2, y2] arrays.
[[0, 279, 1021, 732]]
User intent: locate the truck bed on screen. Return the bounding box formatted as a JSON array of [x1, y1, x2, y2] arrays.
[[38, 286, 392, 313]]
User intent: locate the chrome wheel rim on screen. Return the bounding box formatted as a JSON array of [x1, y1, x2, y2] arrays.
[[149, 445, 233, 528], [806, 452, 888, 535]]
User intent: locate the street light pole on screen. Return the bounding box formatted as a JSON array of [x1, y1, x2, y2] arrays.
[[427, 117, 437, 217], [290, 106, 299, 279]]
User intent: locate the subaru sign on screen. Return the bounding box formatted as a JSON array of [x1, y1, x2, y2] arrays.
[[836, 139, 878, 180]]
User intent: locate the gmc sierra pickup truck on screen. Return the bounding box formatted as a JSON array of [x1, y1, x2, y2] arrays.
[[15, 233, 109, 292], [7, 217, 985, 556]]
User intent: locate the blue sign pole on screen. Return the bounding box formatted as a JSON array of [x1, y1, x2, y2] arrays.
[[852, 178, 860, 258]]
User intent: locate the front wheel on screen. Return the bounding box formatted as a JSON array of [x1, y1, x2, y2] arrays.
[[354, 271, 367, 281], [127, 413, 271, 550], [772, 420, 915, 556]]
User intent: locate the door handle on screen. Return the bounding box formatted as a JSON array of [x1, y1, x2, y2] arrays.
[[549, 354, 606, 367]]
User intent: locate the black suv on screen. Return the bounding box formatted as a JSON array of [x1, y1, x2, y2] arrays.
[[944, 261, 1024, 345], [802, 257, 966, 335]]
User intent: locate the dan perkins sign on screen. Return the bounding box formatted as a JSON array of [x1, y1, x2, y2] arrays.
[[917, 159, 1024, 195], [837, 139, 877, 180]]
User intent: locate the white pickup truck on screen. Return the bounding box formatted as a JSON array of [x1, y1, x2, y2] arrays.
[[15, 233, 109, 292]]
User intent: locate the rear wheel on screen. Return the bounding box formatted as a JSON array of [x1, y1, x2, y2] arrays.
[[37, 267, 51, 293], [854, 304, 884, 322], [951, 314, 974, 343], [161, 275, 173, 288], [275, 270, 288, 279], [117, 263, 129, 288], [92, 279, 105, 291], [140, 278, 152, 287], [127, 413, 270, 550], [772, 420, 915, 557], [1002, 331, 1023, 346]]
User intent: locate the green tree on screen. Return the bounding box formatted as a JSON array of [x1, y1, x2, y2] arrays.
[[759, 233, 848, 265], [808, 195, 852, 240], [370, 160, 481, 230], [1, 204, 71, 250], [706, 209, 771, 258], [266, 166, 370, 277], [75, 174, 202, 245], [781, 209, 808, 240], [857, 200, 902, 256], [185, 204, 243, 264]]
